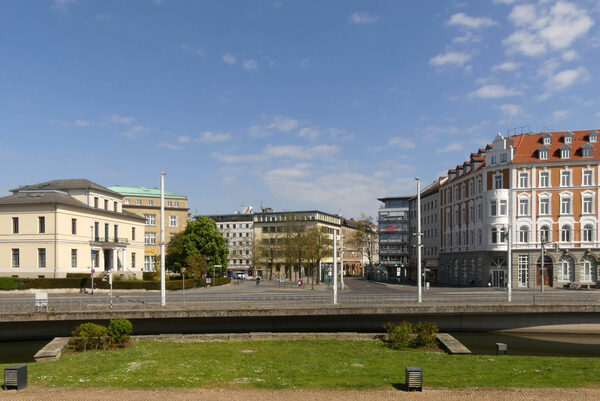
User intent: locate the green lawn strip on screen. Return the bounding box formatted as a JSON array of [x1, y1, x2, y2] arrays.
[[2, 340, 599, 389]]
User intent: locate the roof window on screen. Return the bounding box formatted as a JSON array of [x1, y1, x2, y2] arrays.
[[538, 145, 549, 160], [564, 131, 574, 144], [560, 144, 571, 159], [582, 142, 593, 158], [588, 131, 598, 143], [542, 132, 552, 146]]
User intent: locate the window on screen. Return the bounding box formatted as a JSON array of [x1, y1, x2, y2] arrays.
[[583, 196, 593, 214], [494, 174, 503, 189], [561, 225, 571, 242], [144, 214, 156, 226], [175, 202, 179, 207], [38, 248, 46, 268], [477, 177, 482, 193], [543, 136, 551, 145], [519, 198, 529, 216], [519, 172, 529, 188], [500, 153, 507, 162], [590, 132, 598, 143], [540, 226, 550, 242], [477, 203, 482, 220], [38, 216, 45, 233], [558, 256, 574, 281], [583, 170, 593, 186], [583, 147, 593, 158], [499, 200, 507, 216], [71, 249, 77, 268], [104, 199, 108, 210], [490, 200, 497, 216], [114, 225, 119, 241], [539, 149, 548, 160], [94, 222, 99, 241], [136, 199, 142, 205], [565, 135, 572, 144], [583, 224, 594, 242], [518, 255, 529, 287], [131, 252, 136, 268], [12, 249, 19, 268], [539, 198, 550, 215], [560, 196, 571, 214], [104, 223, 109, 241], [145, 232, 157, 244], [519, 226, 529, 243], [132, 227, 136, 241], [114, 201, 118, 212], [561, 148, 571, 159], [561, 170, 571, 186], [148, 199, 154, 206], [144, 255, 156, 272], [491, 227, 498, 244], [539, 171, 550, 187], [581, 256, 597, 282], [125, 199, 130, 205], [12, 217, 18, 234], [72, 218, 77, 235], [94, 197, 99, 208], [167, 201, 172, 207]]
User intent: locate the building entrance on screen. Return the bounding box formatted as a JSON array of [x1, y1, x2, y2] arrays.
[[536, 256, 553, 287]]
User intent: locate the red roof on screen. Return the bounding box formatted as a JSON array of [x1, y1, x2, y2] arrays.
[[511, 130, 599, 163]]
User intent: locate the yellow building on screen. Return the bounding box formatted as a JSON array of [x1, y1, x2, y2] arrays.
[[0, 179, 146, 279], [108, 186, 189, 272]]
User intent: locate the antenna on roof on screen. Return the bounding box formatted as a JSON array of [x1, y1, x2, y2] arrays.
[[506, 125, 531, 136]]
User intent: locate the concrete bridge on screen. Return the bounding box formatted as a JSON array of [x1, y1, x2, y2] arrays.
[[2, 303, 600, 340]]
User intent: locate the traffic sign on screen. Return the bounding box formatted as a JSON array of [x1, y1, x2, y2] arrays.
[[279, 277, 284, 283], [91, 268, 95, 274], [206, 278, 211, 284]]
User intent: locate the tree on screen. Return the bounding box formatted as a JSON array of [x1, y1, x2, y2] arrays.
[[166, 217, 228, 276], [350, 215, 377, 272], [253, 234, 279, 280], [305, 226, 332, 289]]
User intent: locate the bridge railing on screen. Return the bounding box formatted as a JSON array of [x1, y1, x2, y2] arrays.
[[0, 292, 599, 313]]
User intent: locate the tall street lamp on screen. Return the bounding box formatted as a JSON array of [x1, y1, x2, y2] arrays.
[[415, 177, 422, 304]]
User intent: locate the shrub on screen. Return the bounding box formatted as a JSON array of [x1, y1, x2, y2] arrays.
[[71, 322, 108, 351], [384, 321, 414, 349], [108, 318, 133, 345], [414, 321, 439, 348], [0, 277, 25, 290]]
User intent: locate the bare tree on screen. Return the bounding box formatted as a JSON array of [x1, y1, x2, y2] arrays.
[[253, 234, 280, 280], [350, 215, 377, 271], [305, 226, 332, 289]]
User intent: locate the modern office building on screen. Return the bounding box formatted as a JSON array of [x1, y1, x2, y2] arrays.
[[0, 179, 145, 278], [377, 196, 411, 280], [440, 130, 600, 289], [206, 207, 254, 277], [109, 186, 189, 272]]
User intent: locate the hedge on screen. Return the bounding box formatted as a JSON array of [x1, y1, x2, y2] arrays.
[[0, 276, 231, 290]]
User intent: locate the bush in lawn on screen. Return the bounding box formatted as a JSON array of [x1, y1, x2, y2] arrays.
[[71, 322, 108, 351], [414, 321, 439, 348], [0, 277, 25, 290], [384, 321, 414, 349], [108, 318, 133, 345]]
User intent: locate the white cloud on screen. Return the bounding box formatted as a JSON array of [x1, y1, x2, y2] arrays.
[[198, 131, 231, 143], [468, 84, 522, 98], [211, 152, 266, 164], [121, 125, 148, 139], [177, 136, 192, 143], [387, 137, 417, 148], [493, 0, 519, 4], [552, 109, 570, 120], [546, 66, 589, 90], [222, 53, 236, 65], [50, 119, 91, 127], [52, 0, 77, 11], [263, 144, 339, 159], [180, 43, 205, 57], [266, 116, 299, 132], [349, 12, 378, 25], [452, 32, 481, 43], [429, 51, 472, 67], [436, 142, 463, 153], [243, 59, 258, 71], [157, 142, 181, 150], [447, 13, 497, 29], [109, 114, 134, 125], [298, 127, 320, 139], [504, 1, 594, 56], [562, 49, 578, 61], [492, 61, 521, 71], [249, 125, 271, 138], [498, 103, 524, 117]]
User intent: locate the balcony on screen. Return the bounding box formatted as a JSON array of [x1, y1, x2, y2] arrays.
[[91, 237, 129, 245]]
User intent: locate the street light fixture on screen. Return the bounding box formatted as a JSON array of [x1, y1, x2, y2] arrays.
[[415, 177, 422, 304]]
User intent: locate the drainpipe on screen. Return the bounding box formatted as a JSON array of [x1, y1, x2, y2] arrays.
[[53, 203, 58, 278]]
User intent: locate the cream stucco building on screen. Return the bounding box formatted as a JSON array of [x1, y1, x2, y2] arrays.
[[0, 179, 146, 279]]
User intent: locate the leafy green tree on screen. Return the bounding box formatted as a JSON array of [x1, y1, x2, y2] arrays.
[[166, 217, 228, 276]]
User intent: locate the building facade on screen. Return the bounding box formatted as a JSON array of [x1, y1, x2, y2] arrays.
[[409, 177, 446, 283], [0, 179, 145, 279], [440, 130, 600, 289], [206, 207, 254, 277], [109, 186, 189, 272], [377, 196, 411, 280]]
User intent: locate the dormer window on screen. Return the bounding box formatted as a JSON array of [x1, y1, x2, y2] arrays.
[[589, 131, 598, 143], [542, 133, 552, 145], [538, 145, 549, 160], [560, 145, 571, 159], [582, 142, 593, 158], [564, 131, 574, 144]]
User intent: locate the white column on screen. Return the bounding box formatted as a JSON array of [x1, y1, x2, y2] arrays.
[[122, 249, 127, 271], [417, 177, 422, 303], [112, 248, 117, 272]]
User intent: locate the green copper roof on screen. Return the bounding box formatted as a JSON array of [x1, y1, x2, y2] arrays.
[[108, 186, 187, 199]]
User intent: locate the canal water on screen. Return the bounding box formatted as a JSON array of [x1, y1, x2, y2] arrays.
[[0, 340, 48, 364], [451, 332, 600, 357]]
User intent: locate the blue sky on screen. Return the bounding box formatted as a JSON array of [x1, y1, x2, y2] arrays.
[[1, 0, 600, 218]]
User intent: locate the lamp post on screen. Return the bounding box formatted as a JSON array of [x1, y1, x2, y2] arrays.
[[540, 237, 546, 293], [415, 177, 422, 304], [333, 230, 338, 304], [160, 171, 166, 307]]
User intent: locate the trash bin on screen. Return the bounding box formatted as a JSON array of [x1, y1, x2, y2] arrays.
[[405, 366, 422, 391], [3, 365, 27, 390]]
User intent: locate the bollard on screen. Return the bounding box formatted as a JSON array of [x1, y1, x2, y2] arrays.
[[496, 343, 508, 355]]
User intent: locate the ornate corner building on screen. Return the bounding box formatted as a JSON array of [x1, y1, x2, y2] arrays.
[[440, 130, 600, 289]]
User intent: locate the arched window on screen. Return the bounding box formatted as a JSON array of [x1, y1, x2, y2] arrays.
[[561, 225, 571, 242], [519, 226, 529, 243], [581, 255, 597, 282], [540, 225, 550, 242], [583, 224, 594, 242], [558, 256, 575, 281]]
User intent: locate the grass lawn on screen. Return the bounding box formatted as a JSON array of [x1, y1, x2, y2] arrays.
[[3, 339, 600, 389]]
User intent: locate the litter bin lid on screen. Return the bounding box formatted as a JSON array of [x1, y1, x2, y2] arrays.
[[405, 366, 422, 372]]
